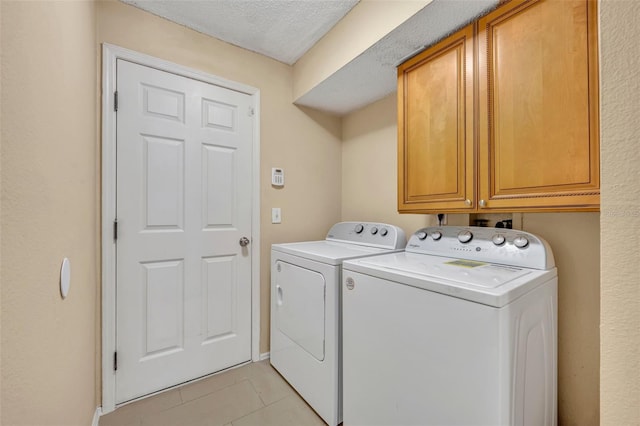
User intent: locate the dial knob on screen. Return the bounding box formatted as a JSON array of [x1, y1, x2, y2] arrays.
[[457, 230, 473, 243], [431, 231, 442, 241], [354, 224, 364, 234], [380, 227, 389, 236], [416, 231, 428, 240], [492, 234, 506, 246], [513, 236, 529, 248], [370, 226, 378, 235]]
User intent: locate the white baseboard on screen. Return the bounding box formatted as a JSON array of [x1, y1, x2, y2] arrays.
[[259, 352, 270, 361], [92, 406, 102, 426]]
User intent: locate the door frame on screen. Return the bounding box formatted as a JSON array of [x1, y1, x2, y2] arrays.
[[100, 44, 261, 414]]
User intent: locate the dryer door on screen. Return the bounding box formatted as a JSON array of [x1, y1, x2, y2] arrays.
[[274, 260, 326, 361]]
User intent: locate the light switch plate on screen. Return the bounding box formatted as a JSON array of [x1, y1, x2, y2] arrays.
[[272, 208, 281, 224]]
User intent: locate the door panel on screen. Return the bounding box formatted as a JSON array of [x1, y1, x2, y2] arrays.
[[397, 24, 475, 212], [477, 0, 599, 210], [144, 135, 184, 228], [116, 59, 253, 403], [142, 260, 184, 356], [202, 145, 236, 227], [202, 255, 237, 341]]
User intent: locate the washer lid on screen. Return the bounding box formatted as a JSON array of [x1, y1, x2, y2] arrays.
[[361, 254, 532, 288], [346, 252, 557, 307], [272, 240, 397, 265]]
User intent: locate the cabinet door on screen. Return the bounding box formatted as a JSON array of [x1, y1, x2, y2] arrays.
[[477, 0, 599, 211], [398, 24, 475, 213]]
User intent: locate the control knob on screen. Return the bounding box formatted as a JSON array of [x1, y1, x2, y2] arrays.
[[492, 234, 506, 246], [380, 228, 388, 236], [416, 231, 428, 240], [431, 231, 442, 241], [370, 226, 378, 235], [513, 236, 529, 248], [457, 230, 473, 243], [354, 224, 364, 234]]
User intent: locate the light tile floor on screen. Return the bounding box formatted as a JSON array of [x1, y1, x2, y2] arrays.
[[99, 360, 326, 426]]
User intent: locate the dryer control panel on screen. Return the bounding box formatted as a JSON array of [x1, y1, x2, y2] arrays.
[[326, 222, 406, 250], [406, 226, 554, 270]]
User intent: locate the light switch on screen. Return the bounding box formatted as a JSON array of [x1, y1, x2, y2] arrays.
[[272, 208, 282, 224]]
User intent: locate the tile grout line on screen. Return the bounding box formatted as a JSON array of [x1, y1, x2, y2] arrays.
[[225, 378, 269, 426]]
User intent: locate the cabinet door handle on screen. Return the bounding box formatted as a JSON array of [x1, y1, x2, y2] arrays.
[[465, 199, 472, 206], [479, 199, 487, 208]]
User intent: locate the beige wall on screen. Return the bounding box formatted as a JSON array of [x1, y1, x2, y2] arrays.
[[599, 1, 640, 424], [96, 0, 342, 358], [1, 1, 98, 425], [341, 94, 470, 235], [341, 95, 601, 425], [342, 95, 432, 234], [521, 213, 600, 425]]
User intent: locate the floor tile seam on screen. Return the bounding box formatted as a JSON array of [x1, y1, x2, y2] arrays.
[[246, 376, 291, 408], [224, 389, 272, 426], [170, 362, 252, 403], [105, 368, 261, 424], [139, 386, 264, 426], [226, 400, 271, 426], [109, 395, 183, 422], [177, 377, 258, 409], [178, 375, 247, 405], [136, 381, 257, 425], [229, 395, 322, 426], [216, 378, 267, 423]]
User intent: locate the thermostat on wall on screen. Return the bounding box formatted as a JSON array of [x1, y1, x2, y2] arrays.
[[272, 168, 284, 187]]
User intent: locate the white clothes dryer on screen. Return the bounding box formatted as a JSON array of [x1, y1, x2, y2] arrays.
[[342, 226, 557, 426], [270, 222, 406, 426]]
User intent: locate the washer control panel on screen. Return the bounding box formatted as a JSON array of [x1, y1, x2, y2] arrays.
[[406, 226, 554, 270], [326, 222, 406, 249]]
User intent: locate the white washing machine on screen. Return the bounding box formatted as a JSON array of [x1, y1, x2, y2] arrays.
[[342, 226, 557, 426], [270, 222, 406, 426]]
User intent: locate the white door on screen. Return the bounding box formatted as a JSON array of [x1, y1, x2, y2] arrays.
[[115, 59, 253, 403]]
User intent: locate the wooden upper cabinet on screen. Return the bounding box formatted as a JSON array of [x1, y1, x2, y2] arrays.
[[398, 24, 475, 213], [398, 0, 599, 213], [477, 0, 600, 211]]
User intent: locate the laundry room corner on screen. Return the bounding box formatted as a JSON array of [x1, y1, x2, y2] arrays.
[[96, 0, 343, 371], [339, 90, 602, 425]]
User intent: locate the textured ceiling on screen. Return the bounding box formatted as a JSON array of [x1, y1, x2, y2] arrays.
[[120, 0, 360, 65], [296, 0, 501, 115], [120, 0, 500, 115]]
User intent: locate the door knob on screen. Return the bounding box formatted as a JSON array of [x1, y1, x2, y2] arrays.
[[239, 237, 250, 247]]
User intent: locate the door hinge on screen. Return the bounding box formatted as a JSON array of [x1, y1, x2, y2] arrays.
[[114, 91, 118, 112], [114, 351, 118, 371], [114, 219, 118, 241], [248, 106, 254, 117]]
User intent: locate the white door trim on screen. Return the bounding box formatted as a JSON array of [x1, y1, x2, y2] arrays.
[[101, 43, 261, 414]]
